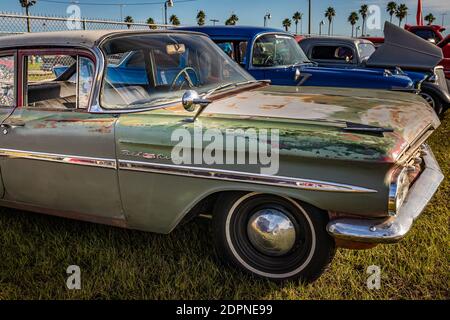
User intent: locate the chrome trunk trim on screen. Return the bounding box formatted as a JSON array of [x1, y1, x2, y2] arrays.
[[327, 144, 443, 243], [118, 160, 377, 193], [0, 148, 117, 169]]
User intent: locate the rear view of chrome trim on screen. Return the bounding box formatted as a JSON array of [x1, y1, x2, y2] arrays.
[[118, 160, 377, 193], [0, 148, 117, 169]]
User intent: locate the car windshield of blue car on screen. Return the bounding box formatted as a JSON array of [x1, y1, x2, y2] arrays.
[[252, 34, 309, 67], [358, 43, 376, 61], [100, 33, 253, 109]]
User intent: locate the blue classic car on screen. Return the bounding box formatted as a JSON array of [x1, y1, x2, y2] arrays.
[[299, 22, 449, 115], [176, 26, 416, 92]]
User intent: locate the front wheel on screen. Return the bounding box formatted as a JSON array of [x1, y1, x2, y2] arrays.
[[212, 192, 335, 282]]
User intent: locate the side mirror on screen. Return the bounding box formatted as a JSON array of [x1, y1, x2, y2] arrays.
[[181, 90, 212, 122], [181, 90, 200, 112], [294, 68, 301, 81]]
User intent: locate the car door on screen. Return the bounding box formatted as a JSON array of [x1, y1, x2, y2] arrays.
[[0, 50, 18, 198], [0, 48, 124, 223]]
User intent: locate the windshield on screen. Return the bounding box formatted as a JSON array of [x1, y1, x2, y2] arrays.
[[100, 33, 253, 109], [358, 43, 376, 60], [252, 34, 309, 67]]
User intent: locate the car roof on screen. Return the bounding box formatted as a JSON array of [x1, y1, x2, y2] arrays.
[[176, 25, 288, 38], [0, 29, 204, 50]]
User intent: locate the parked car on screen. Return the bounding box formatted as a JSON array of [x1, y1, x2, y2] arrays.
[[300, 22, 449, 115], [364, 23, 450, 80], [176, 26, 417, 93], [0, 30, 443, 282]]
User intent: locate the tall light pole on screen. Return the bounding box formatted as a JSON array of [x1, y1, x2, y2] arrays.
[[319, 20, 324, 35], [164, 0, 174, 25], [264, 13, 271, 27], [210, 19, 219, 26], [308, 0, 312, 34]]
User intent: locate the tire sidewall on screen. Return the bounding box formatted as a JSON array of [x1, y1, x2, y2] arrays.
[[213, 192, 335, 282]]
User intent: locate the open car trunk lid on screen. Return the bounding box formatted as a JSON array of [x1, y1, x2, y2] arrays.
[[366, 22, 443, 71]]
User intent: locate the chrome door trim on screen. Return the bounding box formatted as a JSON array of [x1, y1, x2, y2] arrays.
[[0, 148, 117, 169], [118, 160, 377, 193]]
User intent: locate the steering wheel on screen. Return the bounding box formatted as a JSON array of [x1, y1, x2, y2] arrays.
[[170, 67, 199, 91]]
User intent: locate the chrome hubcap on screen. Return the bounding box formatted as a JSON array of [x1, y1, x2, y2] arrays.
[[247, 209, 296, 256]]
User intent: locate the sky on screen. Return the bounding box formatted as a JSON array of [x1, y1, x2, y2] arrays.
[[0, 0, 449, 36]]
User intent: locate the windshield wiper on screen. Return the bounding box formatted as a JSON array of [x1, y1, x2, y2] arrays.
[[343, 122, 394, 136], [204, 80, 270, 98]]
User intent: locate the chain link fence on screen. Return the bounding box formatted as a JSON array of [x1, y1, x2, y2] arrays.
[[0, 12, 171, 35]]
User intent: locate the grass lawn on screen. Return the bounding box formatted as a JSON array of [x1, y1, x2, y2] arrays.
[[0, 113, 448, 300]]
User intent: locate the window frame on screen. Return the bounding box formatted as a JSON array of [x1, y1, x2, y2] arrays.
[[0, 50, 18, 108], [249, 32, 308, 70], [18, 48, 96, 112]]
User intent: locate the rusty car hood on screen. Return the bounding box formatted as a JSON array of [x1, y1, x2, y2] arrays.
[[135, 85, 439, 163], [205, 86, 439, 161]]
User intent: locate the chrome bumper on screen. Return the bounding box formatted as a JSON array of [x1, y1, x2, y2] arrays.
[[327, 145, 444, 243]]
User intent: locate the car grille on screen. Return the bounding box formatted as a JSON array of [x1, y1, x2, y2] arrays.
[[435, 67, 449, 93]]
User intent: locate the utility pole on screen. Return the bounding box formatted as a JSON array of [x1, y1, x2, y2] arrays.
[[308, 0, 312, 34], [164, 0, 174, 25], [210, 19, 219, 26]]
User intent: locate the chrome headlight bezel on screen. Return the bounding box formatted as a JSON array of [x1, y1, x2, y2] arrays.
[[388, 166, 410, 216]]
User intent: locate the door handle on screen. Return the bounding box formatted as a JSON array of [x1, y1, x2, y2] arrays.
[[1, 121, 25, 134]]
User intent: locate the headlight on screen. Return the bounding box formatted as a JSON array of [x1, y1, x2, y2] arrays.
[[388, 167, 410, 216]]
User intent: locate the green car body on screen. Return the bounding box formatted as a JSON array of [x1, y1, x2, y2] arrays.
[[0, 30, 444, 281]]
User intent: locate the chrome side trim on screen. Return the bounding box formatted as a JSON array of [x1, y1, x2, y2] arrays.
[[0, 148, 117, 169], [327, 145, 443, 243], [118, 160, 377, 193]]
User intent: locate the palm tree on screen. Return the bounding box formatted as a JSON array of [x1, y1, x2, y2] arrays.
[[359, 4, 368, 36], [225, 13, 239, 25], [170, 14, 180, 26], [292, 11, 303, 35], [196, 10, 206, 26], [396, 4, 408, 27], [124, 16, 134, 29], [348, 12, 359, 37], [282, 18, 292, 32], [424, 13, 436, 25], [324, 7, 336, 36], [146, 17, 157, 30], [19, 0, 37, 33], [386, 2, 397, 23]]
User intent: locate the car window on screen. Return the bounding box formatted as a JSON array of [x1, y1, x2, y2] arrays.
[[25, 53, 94, 110], [413, 30, 440, 43], [216, 41, 248, 65], [358, 43, 376, 61], [311, 45, 354, 61], [252, 34, 308, 67], [100, 33, 253, 110], [0, 55, 15, 107]]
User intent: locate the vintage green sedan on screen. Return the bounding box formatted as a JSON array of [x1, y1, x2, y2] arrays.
[[0, 30, 444, 282]]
